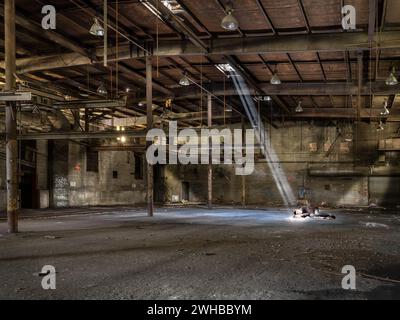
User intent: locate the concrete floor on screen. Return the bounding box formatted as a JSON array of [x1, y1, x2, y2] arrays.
[[0, 206, 399, 300]]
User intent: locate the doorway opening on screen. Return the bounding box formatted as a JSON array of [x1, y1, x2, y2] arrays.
[[182, 182, 190, 202], [19, 141, 38, 209], [20, 171, 38, 209]]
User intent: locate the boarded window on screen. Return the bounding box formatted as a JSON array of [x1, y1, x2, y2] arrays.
[[135, 154, 144, 180], [113, 171, 118, 179], [309, 143, 318, 152], [86, 150, 99, 173]]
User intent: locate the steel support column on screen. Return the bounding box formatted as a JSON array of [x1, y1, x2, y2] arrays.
[[146, 56, 154, 217], [241, 117, 246, 206], [207, 94, 212, 209], [356, 51, 363, 155], [5, 0, 18, 233]]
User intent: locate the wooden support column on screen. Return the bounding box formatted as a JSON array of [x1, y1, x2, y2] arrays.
[[146, 55, 154, 217], [5, 0, 18, 233], [241, 117, 246, 206], [207, 94, 212, 209]]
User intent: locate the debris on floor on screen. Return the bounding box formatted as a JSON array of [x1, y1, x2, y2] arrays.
[[43, 235, 60, 240], [364, 222, 389, 229], [1, 207, 399, 300]]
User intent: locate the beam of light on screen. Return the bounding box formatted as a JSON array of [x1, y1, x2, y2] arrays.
[[230, 71, 297, 208]]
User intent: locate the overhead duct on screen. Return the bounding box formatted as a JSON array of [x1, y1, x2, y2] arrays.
[[102, 116, 161, 127]]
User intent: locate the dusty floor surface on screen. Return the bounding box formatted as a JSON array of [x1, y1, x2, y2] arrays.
[[0, 206, 400, 300]]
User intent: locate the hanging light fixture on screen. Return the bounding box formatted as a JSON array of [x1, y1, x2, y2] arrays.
[[270, 72, 281, 85], [377, 120, 385, 132], [295, 100, 303, 113], [89, 17, 105, 37], [380, 100, 390, 116], [386, 67, 398, 86], [221, 2, 239, 31], [179, 73, 190, 86], [97, 83, 107, 95]]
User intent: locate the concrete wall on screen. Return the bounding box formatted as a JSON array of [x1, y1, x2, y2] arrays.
[[1, 120, 399, 211], [1, 140, 48, 211], [1, 139, 146, 211], [50, 140, 70, 207], [50, 141, 146, 208], [36, 140, 49, 209], [163, 121, 400, 207]]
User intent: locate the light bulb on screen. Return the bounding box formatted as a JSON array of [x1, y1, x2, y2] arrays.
[[295, 101, 303, 113], [221, 10, 239, 31], [386, 67, 398, 86], [179, 75, 190, 86], [89, 18, 104, 37], [270, 73, 281, 85], [264, 96, 272, 101], [97, 83, 107, 95]]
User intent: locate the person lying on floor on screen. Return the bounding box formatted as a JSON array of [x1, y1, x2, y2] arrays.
[[293, 206, 336, 220], [293, 206, 313, 218]]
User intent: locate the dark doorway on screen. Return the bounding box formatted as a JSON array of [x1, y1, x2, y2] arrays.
[[154, 165, 165, 203], [20, 172, 38, 209], [182, 182, 190, 202], [19, 140, 39, 209], [134, 154, 144, 180]]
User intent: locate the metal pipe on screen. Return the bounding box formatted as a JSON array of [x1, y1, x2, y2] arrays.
[[356, 51, 363, 155], [309, 167, 400, 177], [5, 31, 400, 74], [241, 117, 246, 206], [15, 130, 147, 140], [103, 0, 108, 67]]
